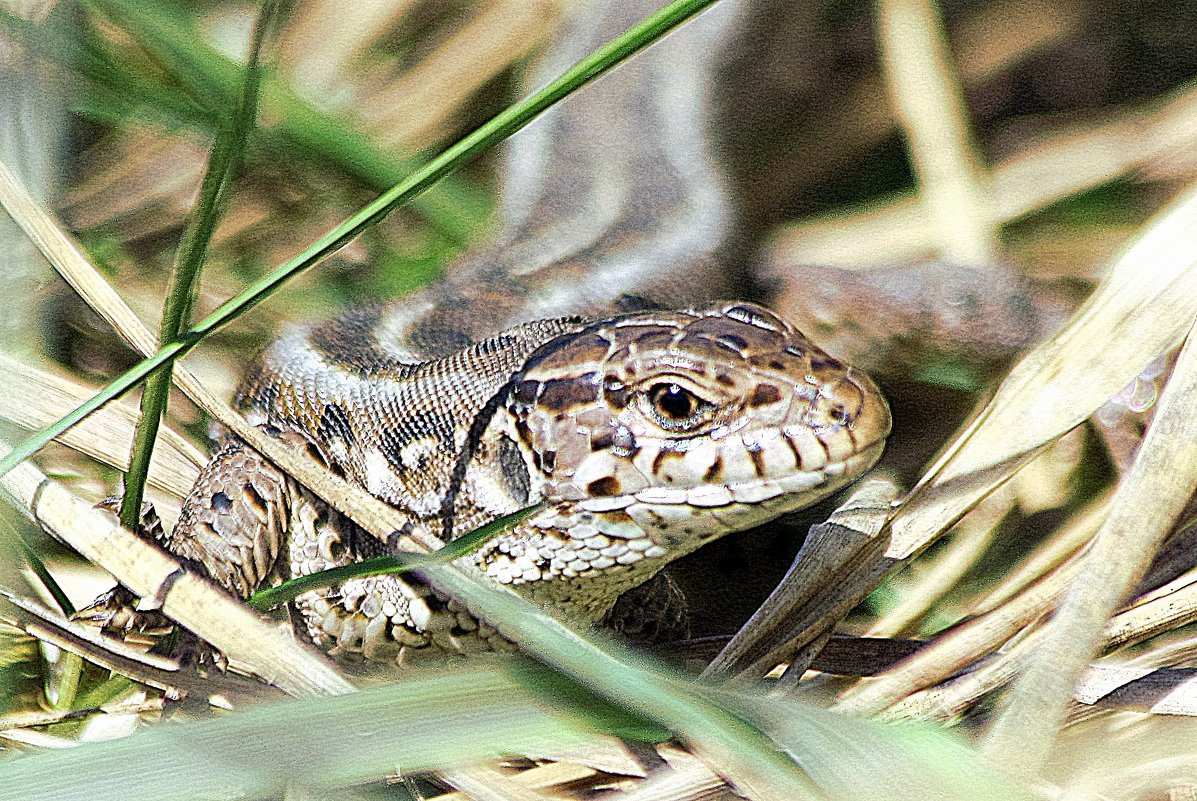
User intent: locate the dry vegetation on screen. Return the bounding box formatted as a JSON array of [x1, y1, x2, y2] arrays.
[[3, 0, 1197, 798]]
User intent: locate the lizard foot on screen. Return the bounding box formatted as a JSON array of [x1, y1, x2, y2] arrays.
[[73, 585, 174, 639]]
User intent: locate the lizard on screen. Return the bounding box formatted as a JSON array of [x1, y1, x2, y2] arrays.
[[90, 0, 892, 665]]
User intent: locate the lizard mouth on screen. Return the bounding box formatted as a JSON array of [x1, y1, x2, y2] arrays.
[[572, 438, 886, 517], [509, 438, 887, 587]]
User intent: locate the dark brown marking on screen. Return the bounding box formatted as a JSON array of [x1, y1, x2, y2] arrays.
[[529, 334, 612, 372], [612, 425, 639, 458], [615, 294, 661, 313], [211, 491, 232, 513], [747, 447, 766, 478], [385, 522, 415, 551], [703, 456, 724, 483], [590, 428, 615, 451], [815, 434, 832, 461], [829, 403, 850, 426], [242, 482, 268, 517], [497, 435, 531, 503], [318, 403, 356, 447], [378, 430, 410, 474], [652, 448, 685, 475], [512, 380, 540, 407], [310, 304, 412, 376], [769, 360, 786, 371], [604, 381, 630, 410], [513, 418, 534, 451], [304, 441, 328, 467], [725, 304, 780, 330], [810, 354, 839, 372], [781, 430, 803, 468], [538, 373, 600, 412], [715, 371, 735, 387], [748, 383, 782, 407], [587, 476, 621, 497]]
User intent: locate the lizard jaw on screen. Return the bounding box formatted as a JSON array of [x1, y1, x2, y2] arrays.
[[474, 438, 885, 619]]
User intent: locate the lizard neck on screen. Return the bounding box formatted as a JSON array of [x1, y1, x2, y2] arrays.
[[379, 0, 746, 359]]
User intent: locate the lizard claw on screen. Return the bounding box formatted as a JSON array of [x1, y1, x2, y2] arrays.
[[73, 586, 174, 638], [95, 495, 165, 542]]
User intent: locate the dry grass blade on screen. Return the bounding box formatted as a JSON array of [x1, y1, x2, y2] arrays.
[[984, 315, 1197, 773], [0, 352, 201, 499], [704, 476, 899, 677], [862, 528, 1197, 722], [0, 159, 159, 357], [772, 77, 1197, 268], [971, 488, 1110, 615], [360, 0, 562, 151], [611, 745, 727, 801], [866, 486, 1013, 638], [1106, 566, 1197, 652], [440, 764, 563, 801], [833, 482, 1197, 715], [0, 590, 285, 705], [833, 539, 1072, 716], [430, 762, 601, 801], [277, 0, 420, 98], [1077, 666, 1197, 714], [0, 450, 355, 698], [745, 0, 1081, 227], [879, 0, 995, 265], [888, 183, 1197, 561], [0, 699, 163, 732], [1076, 633, 1197, 715]]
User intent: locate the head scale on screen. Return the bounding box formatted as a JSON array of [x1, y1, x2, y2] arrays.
[[504, 301, 891, 553]]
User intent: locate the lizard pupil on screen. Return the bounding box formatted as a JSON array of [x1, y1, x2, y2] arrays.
[[652, 383, 697, 421]]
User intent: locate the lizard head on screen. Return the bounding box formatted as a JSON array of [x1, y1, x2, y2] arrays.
[[498, 301, 890, 592]]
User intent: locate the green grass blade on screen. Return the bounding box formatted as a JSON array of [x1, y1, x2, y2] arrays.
[[82, 0, 489, 242], [420, 561, 823, 799], [0, 661, 663, 801], [728, 691, 1034, 801], [3, 516, 75, 618], [0, 10, 208, 131], [246, 505, 540, 611], [0, 0, 721, 478], [118, 0, 277, 529]]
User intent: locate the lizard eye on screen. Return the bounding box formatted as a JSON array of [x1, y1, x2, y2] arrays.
[[643, 383, 715, 431]]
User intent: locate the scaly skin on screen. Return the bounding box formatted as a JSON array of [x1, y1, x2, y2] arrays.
[[119, 1, 892, 665]]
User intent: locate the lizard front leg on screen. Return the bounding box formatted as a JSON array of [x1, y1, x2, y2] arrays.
[[76, 435, 289, 654], [163, 436, 291, 598]]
